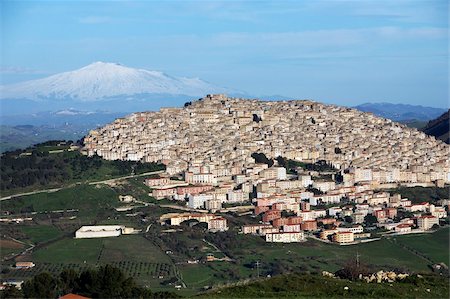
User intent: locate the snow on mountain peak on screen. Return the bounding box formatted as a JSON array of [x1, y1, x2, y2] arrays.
[[0, 62, 234, 101]]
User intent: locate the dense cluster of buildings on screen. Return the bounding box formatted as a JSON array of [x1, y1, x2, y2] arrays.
[[84, 95, 449, 244]]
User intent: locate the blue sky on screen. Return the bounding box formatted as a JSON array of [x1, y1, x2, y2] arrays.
[[1, 0, 448, 107]]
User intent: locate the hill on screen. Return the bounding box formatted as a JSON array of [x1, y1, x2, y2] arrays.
[[354, 103, 446, 121], [200, 273, 449, 298], [84, 94, 449, 180], [422, 109, 449, 144]]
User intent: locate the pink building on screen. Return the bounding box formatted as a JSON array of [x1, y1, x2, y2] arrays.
[[262, 210, 281, 223], [177, 185, 213, 196]]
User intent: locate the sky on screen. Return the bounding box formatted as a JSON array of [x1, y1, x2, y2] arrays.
[[0, 0, 448, 107]]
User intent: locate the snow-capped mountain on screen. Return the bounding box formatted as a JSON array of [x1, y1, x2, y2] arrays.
[[0, 62, 237, 101]]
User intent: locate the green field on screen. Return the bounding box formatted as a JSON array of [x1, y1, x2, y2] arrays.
[[2, 184, 120, 218], [20, 225, 64, 244], [391, 227, 449, 264]]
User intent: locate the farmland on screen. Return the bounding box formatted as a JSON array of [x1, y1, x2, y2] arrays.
[[1, 175, 449, 295]]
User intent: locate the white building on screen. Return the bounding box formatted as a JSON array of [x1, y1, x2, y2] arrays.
[[75, 225, 125, 239], [188, 194, 214, 209], [265, 231, 305, 243]]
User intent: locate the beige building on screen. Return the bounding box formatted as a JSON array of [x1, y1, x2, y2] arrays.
[[332, 231, 355, 244]]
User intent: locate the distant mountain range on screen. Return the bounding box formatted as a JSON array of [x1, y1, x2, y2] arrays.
[[354, 102, 447, 121], [422, 109, 449, 144]]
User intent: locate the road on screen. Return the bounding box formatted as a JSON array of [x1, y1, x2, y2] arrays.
[[0, 170, 164, 201]]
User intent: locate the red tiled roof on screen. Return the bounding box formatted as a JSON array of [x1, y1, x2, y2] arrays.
[[59, 294, 90, 299]]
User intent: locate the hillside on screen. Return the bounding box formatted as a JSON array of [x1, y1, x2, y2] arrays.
[[201, 273, 449, 298], [0, 141, 165, 196], [85, 94, 449, 179], [422, 109, 449, 144]]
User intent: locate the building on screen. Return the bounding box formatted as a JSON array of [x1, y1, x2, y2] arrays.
[[205, 199, 222, 212], [417, 215, 439, 230], [145, 177, 170, 187], [75, 225, 125, 238], [208, 217, 228, 232], [242, 224, 273, 235], [265, 231, 305, 243], [152, 187, 177, 199], [395, 224, 412, 233], [283, 224, 301, 232], [166, 213, 215, 226], [337, 225, 363, 234], [301, 220, 317, 231], [262, 210, 281, 222], [15, 262, 35, 269], [185, 172, 217, 185], [188, 194, 214, 209], [332, 231, 355, 244]]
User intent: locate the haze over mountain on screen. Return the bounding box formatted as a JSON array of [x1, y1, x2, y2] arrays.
[[354, 103, 447, 122]]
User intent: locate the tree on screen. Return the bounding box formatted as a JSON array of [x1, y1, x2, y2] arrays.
[[0, 285, 23, 298], [344, 216, 353, 223], [335, 258, 370, 281], [251, 152, 274, 167], [22, 272, 58, 299], [364, 214, 378, 226]]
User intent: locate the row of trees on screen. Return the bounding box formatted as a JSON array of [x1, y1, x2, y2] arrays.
[[0, 265, 179, 299]]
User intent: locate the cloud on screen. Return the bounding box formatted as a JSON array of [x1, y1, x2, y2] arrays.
[[78, 16, 111, 24]]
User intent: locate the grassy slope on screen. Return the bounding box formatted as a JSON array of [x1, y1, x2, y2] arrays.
[[20, 225, 63, 244], [392, 227, 449, 264], [1, 184, 119, 218], [200, 273, 449, 298]]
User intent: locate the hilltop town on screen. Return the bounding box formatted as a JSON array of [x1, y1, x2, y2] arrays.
[[83, 94, 450, 244]]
